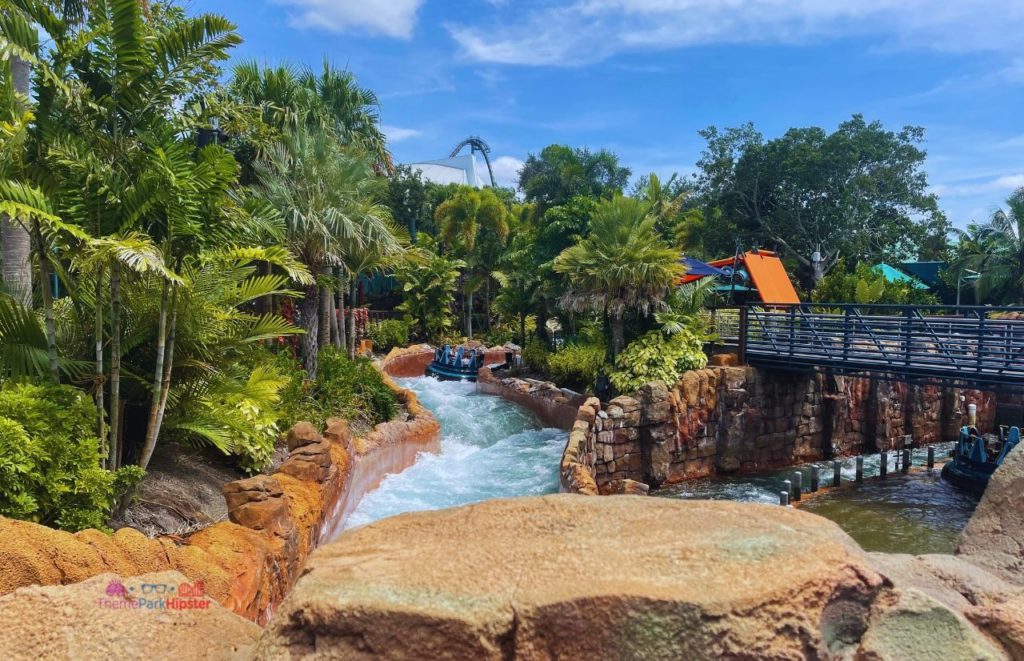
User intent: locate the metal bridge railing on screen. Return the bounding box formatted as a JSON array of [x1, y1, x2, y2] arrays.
[[728, 303, 1024, 387]]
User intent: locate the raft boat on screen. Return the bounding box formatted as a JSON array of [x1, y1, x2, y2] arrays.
[[425, 345, 487, 382], [941, 425, 1020, 492]]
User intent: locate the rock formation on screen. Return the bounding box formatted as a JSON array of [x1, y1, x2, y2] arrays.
[[258, 495, 1011, 660], [0, 374, 440, 623], [0, 571, 259, 660], [957, 445, 1024, 583]]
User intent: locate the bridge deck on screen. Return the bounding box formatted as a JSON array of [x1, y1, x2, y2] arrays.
[[732, 304, 1024, 388]]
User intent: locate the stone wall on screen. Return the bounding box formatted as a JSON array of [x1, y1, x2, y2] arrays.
[[562, 364, 999, 493], [476, 368, 585, 430], [0, 373, 440, 624]]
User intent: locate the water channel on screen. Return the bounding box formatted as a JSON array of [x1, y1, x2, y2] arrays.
[[349, 378, 981, 554]]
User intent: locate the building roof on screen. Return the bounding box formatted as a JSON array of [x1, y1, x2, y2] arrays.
[[679, 250, 801, 304], [406, 153, 488, 188], [873, 263, 929, 290], [898, 261, 946, 288]]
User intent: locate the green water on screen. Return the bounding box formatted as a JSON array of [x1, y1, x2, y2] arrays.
[[798, 471, 980, 554], [656, 447, 981, 554]]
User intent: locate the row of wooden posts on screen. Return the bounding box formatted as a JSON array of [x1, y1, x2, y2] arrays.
[[779, 445, 937, 506]]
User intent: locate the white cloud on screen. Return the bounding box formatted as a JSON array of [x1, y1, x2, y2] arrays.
[[274, 0, 424, 38], [931, 174, 1024, 198], [382, 125, 423, 143], [489, 155, 525, 187], [449, 0, 1024, 66]]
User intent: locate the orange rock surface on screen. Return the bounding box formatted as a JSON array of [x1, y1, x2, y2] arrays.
[[0, 369, 439, 625]]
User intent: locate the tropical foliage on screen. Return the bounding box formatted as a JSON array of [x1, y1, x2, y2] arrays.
[[952, 189, 1024, 305], [609, 329, 708, 394]]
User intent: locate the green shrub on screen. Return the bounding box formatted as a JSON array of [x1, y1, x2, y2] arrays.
[[547, 342, 607, 391], [279, 348, 398, 431], [366, 319, 410, 352], [609, 329, 708, 394], [0, 383, 144, 531], [521, 337, 551, 372]]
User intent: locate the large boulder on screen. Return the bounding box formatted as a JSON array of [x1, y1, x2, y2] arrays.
[[0, 571, 259, 660], [957, 445, 1024, 583], [259, 496, 891, 659]]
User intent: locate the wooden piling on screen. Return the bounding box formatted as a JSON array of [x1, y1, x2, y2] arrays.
[[927, 445, 935, 470], [792, 472, 802, 501], [810, 465, 820, 492], [833, 460, 842, 487], [855, 456, 864, 482], [880, 452, 888, 478], [782, 480, 791, 506], [902, 448, 911, 473]]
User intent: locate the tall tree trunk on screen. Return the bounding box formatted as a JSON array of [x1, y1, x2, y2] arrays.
[[335, 267, 346, 350], [485, 279, 491, 332], [329, 288, 341, 350], [464, 287, 473, 339], [300, 283, 320, 379], [140, 281, 170, 469], [318, 265, 331, 348], [519, 312, 526, 347], [150, 291, 178, 461], [611, 312, 625, 358], [32, 221, 59, 382], [94, 268, 106, 464], [348, 278, 358, 358], [109, 262, 122, 470], [0, 57, 32, 307]]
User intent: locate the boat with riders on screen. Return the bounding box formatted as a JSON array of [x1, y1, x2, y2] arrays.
[[425, 345, 488, 382], [941, 424, 1020, 492]]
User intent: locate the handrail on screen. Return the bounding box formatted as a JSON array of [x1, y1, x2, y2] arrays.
[[732, 303, 1024, 387]]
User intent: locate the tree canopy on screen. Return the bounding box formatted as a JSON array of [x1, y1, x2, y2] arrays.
[[695, 115, 949, 286]]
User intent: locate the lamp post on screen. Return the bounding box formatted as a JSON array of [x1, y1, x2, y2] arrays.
[[956, 269, 981, 307]]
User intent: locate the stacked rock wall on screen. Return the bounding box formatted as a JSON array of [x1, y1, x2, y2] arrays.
[[562, 364, 1000, 493]]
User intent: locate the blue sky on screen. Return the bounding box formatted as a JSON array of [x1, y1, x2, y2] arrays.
[[205, 0, 1024, 228]]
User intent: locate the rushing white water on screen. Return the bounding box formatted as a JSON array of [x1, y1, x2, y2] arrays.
[[345, 377, 566, 529]]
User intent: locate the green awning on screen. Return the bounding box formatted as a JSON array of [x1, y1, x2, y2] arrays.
[[873, 263, 929, 290]]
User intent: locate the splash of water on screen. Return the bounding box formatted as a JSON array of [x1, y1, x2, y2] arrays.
[[345, 377, 566, 529]]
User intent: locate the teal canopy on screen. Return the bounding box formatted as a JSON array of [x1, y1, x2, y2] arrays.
[[873, 263, 929, 290]]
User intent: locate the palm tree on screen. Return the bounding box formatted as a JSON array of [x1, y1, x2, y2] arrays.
[[228, 60, 392, 172], [954, 188, 1024, 304], [434, 187, 509, 338], [0, 27, 32, 306], [554, 195, 683, 356], [255, 127, 398, 376]]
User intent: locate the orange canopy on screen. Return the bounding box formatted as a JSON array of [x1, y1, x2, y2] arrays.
[[679, 250, 800, 304]]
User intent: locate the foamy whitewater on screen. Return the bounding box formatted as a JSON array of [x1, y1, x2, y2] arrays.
[[344, 376, 566, 529]]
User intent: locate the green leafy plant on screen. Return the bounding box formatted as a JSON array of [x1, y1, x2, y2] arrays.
[[278, 347, 397, 432], [521, 337, 551, 373], [0, 383, 144, 531], [395, 249, 464, 343], [366, 319, 410, 352], [812, 259, 937, 307], [609, 329, 708, 394], [547, 342, 607, 391]]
